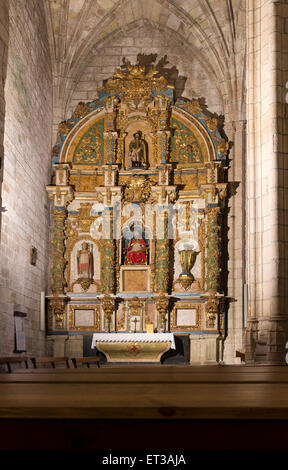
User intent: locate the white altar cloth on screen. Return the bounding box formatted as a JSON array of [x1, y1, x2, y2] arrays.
[[91, 333, 175, 350]]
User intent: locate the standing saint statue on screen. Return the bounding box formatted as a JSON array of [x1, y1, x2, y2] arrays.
[[77, 242, 94, 279], [128, 131, 147, 168]]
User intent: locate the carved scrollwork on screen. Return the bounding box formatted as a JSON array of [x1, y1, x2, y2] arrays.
[[105, 65, 167, 107], [121, 176, 152, 203]]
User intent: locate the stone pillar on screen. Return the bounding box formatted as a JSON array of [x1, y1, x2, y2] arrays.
[[0, 0, 8, 234], [246, 0, 288, 364], [49, 335, 68, 357]]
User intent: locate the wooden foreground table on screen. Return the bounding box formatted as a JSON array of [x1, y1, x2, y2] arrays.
[[1, 365, 288, 451]]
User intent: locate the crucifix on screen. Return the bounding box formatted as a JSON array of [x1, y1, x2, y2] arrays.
[[133, 317, 139, 333]]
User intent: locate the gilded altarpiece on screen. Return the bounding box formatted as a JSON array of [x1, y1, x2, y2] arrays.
[[46, 65, 231, 364]]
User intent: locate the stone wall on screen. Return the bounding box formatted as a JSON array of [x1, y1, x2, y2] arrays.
[[0, 0, 53, 356], [68, 20, 223, 119], [0, 0, 8, 235]]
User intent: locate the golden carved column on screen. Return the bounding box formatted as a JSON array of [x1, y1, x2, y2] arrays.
[[205, 205, 221, 329], [50, 209, 67, 330], [206, 206, 220, 292], [101, 205, 115, 294], [51, 209, 66, 295], [155, 95, 171, 164], [46, 180, 73, 330], [104, 96, 118, 164], [155, 208, 170, 293]]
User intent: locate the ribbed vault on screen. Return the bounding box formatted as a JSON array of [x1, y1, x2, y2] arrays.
[[43, 0, 245, 128]]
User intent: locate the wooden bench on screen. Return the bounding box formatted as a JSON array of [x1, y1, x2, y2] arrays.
[[71, 357, 100, 369], [30, 357, 70, 369], [0, 356, 29, 373]]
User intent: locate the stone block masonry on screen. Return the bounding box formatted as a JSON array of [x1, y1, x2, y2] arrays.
[[0, 0, 53, 356]]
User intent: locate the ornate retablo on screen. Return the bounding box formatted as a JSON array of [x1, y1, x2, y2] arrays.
[[46, 63, 232, 361]]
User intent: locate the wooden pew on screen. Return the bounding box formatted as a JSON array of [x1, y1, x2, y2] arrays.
[[71, 357, 100, 368], [0, 356, 29, 373], [30, 356, 70, 369]]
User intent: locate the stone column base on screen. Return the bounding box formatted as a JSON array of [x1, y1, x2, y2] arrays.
[[47, 335, 68, 357], [189, 334, 219, 365], [65, 335, 83, 358]]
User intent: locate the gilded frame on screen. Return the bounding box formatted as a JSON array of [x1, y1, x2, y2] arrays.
[[170, 302, 201, 331], [69, 304, 101, 332]]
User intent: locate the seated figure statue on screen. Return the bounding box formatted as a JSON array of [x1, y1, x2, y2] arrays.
[[125, 226, 147, 265], [126, 238, 147, 264]]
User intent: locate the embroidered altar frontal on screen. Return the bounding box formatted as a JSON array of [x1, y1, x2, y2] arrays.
[[46, 64, 232, 364], [91, 333, 175, 362]]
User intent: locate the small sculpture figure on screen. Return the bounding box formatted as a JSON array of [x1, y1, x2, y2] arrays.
[[128, 131, 147, 168], [77, 242, 94, 280]]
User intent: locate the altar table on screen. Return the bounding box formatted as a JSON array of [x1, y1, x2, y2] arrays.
[[91, 333, 175, 362]]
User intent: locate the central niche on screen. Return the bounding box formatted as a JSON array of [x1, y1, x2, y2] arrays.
[[123, 222, 149, 265], [128, 131, 148, 169], [124, 121, 152, 169], [120, 219, 151, 292]]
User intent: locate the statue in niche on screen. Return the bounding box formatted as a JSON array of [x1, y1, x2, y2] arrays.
[[128, 131, 147, 168], [77, 242, 94, 280], [124, 225, 148, 265]]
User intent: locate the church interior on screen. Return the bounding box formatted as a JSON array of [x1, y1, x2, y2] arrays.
[[0, 0, 288, 455]]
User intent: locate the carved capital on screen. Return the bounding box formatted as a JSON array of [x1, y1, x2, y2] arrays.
[[156, 293, 169, 330], [205, 294, 218, 329], [48, 296, 67, 330], [47, 185, 73, 208], [102, 294, 115, 331]]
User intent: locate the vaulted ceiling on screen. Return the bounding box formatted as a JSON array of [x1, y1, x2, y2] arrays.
[[44, 0, 245, 128]]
